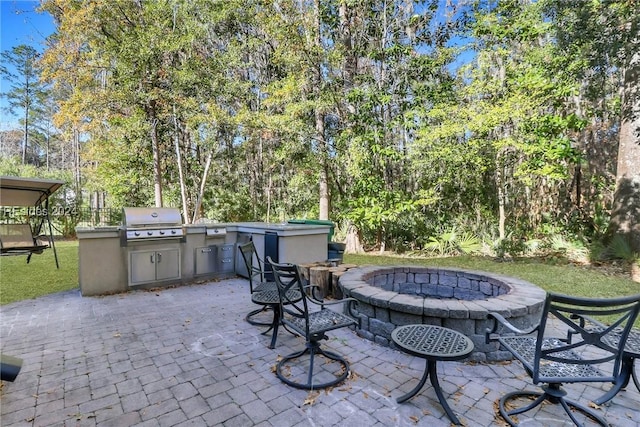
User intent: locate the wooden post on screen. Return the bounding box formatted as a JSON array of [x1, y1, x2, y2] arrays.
[[329, 268, 346, 299], [310, 266, 331, 298], [298, 263, 317, 282]]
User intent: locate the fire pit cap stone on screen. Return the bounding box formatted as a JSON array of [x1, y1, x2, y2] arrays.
[[350, 285, 387, 304], [389, 294, 424, 315]]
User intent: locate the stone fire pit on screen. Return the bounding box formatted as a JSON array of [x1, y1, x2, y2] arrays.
[[338, 265, 547, 361]]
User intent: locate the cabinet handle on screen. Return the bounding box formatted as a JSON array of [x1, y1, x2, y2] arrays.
[[201, 248, 212, 253], [157, 252, 162, 263], [150, 254, 155, 263]]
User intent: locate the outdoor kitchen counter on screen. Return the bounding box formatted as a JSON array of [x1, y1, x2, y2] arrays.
[[225, 222, 331, 267], [76, 226, 128, 296], [76, 222, 331, 296]]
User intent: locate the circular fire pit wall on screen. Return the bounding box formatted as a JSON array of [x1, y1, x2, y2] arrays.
[[338, 266, 547, 361]]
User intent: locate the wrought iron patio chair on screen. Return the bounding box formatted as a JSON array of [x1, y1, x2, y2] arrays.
[[267, 257, 359, 390], [566, 315, 640, 405], [486, 292, 640, 426], [237, 241, 278, 326]]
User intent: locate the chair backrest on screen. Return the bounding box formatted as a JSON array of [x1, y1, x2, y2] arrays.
[[533, 292, 640, 384], [0, 223, 37, 249], [237, 241, 265, 293], [267, 257, 311, 335]]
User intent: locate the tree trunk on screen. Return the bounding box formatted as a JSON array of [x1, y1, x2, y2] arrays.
[[313, 0, 330, 221], [608, 47, 640, 253], [150, 117, 163, 208], [192, 150, 213, 223], [496, 154, 506, 240], [345, 222, 364, 253], [173, 109, 190, 223], [74, 126, 81, 199], [22, 81, 29, 164], [316, 111, 330, 220]]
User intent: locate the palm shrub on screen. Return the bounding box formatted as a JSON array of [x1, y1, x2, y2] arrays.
[[422, 227, 482, 256]]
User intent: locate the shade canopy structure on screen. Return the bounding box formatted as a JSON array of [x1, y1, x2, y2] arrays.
[[0, 176, 66, 268], [0, 176, 65, 207]]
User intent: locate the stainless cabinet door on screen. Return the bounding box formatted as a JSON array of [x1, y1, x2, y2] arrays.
[[129, 250, 157, 285], [194, 246, 217, 275], [155, 248, 181, 281]]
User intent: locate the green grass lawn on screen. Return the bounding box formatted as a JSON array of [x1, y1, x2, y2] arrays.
[[1, 241, 79, 305], [1, 241, 638, 307]]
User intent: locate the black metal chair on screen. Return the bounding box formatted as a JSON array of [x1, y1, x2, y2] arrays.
[[486, 292, 640, 427], [267, 257, 359, 390], [566, 317, 640, 405], [237, 241, 277, 326]]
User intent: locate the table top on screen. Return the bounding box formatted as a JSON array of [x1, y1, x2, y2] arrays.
[[626, 330, 640, 356], [584, 324, 640, 357], [391, 324, 474, 361]]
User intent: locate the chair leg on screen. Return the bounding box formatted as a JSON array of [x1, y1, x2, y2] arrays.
[[499, 384, 608, 427], [594, 354, 634, 405], [245, 305, 273, 327], [276, 340, 350, 390]]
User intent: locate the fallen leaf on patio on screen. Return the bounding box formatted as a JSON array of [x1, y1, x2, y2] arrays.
[[270, 365, 277, 373], [363, 391, 369, 399], [409, 415, 419, 423], [484, 388, 490, 394], [422, 409, 431, 416], [113, 332, 121, 337], [588, 401, 601, 410], [303, 391, 320, 406]]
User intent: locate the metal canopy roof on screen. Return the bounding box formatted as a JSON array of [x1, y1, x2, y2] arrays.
[[0, 176, 65, 207]]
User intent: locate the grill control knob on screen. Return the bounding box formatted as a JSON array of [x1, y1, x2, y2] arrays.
[[171, 230, 177, 234], [134, 231, 140, 236], [159, 230, 165, 235], [147, 231, 153, 236]]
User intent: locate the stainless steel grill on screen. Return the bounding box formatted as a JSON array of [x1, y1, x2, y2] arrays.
[[120, 207, 185, 245]]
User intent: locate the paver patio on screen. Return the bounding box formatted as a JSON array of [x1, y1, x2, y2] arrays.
[[1, 277, 638, 426]]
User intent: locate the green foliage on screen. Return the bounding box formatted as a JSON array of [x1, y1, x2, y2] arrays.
[[606, 235, 638, 262], [422, 228, 482, 256], [7, 0, 630, 257]]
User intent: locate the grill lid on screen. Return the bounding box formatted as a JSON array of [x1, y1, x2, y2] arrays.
[[123, 207, 182, 228]]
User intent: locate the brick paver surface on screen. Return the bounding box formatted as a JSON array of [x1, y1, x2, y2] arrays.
[[1, 278, 639, 426]]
